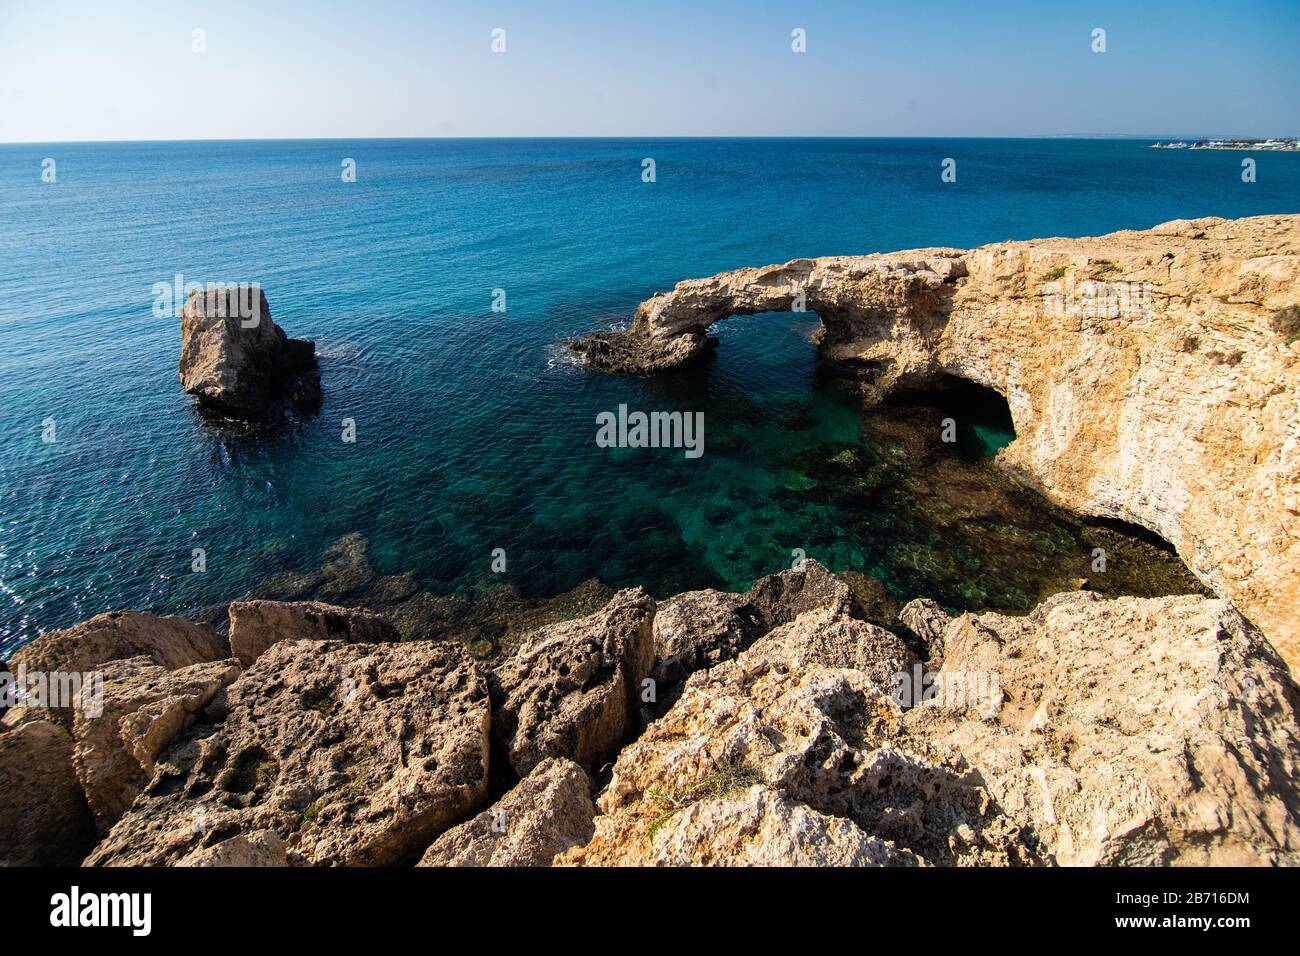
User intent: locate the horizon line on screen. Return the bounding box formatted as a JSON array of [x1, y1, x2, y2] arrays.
[[4, 133, 1297, 147]]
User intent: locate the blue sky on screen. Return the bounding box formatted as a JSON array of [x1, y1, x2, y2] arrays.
[[1, 0, 1297, 142]]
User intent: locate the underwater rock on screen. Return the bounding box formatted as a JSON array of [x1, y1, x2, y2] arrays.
[[254, 533, 614, 657], [178, 285, 319, 420]]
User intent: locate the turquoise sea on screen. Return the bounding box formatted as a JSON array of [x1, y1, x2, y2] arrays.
[[2, 138, 1298, 653]]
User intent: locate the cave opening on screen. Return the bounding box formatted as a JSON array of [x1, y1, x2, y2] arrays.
[[885, 374, 1017, 459]]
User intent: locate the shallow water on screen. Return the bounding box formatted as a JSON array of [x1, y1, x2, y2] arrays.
[[3, 138, 1292, 652]]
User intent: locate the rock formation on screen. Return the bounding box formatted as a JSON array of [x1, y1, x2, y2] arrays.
[[0, 610, 238, 864], [418, 757, 596, 866], [570, 215, 1300, 671], [2, 571, 1298, 867], [0, 720, 97, 866], [651, 560, 871, 706], [88, 639, 491, 866], [631, 786, 923, 867], [905, 592, 1300, 865], [178, 285, 319, 420], [9, 610, 227, 684], [72, 656, 240, 832], [489, 588, 655, 775], [896, 597, 952, 665], [561, 591, 1300, 867], [227, 599, 401, 666], [179, 829, 289, 867], [560, 641, 1038, 867]]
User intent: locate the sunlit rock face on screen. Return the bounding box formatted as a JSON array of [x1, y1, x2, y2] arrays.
[[560, 591, 1300, 868], [178, 286, 319, 420], [572, 215, 1300, 671]]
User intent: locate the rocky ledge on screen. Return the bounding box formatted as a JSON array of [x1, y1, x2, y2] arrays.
[[179, 286, 320, 420], [2, 560, 1297, 867], [569, 215, 1300, 674]]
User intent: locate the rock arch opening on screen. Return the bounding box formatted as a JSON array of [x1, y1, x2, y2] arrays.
[[885, 374, 1017, 459]]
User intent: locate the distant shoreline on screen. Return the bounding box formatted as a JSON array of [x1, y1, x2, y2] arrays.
[[1150, 139, 1300, 152]]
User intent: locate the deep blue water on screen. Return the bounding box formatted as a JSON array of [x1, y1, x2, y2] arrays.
[[2, 138, 1297, 653]]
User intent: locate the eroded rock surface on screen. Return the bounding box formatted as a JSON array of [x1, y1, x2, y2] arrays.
[[178, 829, 289, 867], [651, 589, 758, 692], [11, 610, 227, 678], [8, 611, 228, 731], [907, 592, 1300, 865], [563, 591, 1300, 867], [0, 720, 97, 866], [560, 650, 1036, 867], [178, 286, 319, 420], [745, 559, 861, 631], [228, 599, 401, 666], [896, 597, 953, 665], [87, 639, 490, 867], [650, 560, 867, 703], [72, 656, 240, 833], [568, 327, 716, 374], [419, 757, 595, 866], [635, 786, 922, 867], [744, 606, 915, 691], [490, 588, 655, 775], [571, 215, 1300, 669]]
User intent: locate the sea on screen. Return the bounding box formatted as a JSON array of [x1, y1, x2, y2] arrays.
[[2, 137, 1297, 653]]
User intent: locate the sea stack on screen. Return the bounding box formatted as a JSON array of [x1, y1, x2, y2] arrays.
[[178, 285, 320, 420]]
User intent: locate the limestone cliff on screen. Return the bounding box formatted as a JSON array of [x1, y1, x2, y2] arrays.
[[571, 215, 1300, 670]]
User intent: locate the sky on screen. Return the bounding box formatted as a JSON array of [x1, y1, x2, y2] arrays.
[[1, 0, 1298, 142]]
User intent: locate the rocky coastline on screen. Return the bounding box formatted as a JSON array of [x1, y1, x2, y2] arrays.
[[3, 559, 1297, 867], [2, 215, 1297, 868]]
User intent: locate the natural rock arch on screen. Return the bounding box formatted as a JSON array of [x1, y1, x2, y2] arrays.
[[571, 215, 1300, 671]]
